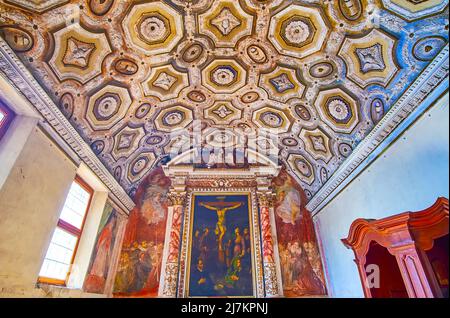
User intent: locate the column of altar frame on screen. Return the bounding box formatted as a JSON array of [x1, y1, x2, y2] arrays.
[[257, 191, 283, 297], [158, 190, 187, 298], [267, 197, 284, 297]]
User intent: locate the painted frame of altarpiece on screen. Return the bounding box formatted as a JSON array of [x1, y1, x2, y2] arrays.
[[178, 188, 265, 298]]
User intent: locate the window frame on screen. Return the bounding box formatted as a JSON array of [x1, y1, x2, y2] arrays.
[[0, 100, 15, 142], [38, 175, 94, 286]]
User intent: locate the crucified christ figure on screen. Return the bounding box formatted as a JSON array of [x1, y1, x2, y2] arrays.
[[199, 202, 242, 263]]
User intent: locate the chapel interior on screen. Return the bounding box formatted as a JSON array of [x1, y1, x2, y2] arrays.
[[0, 0, 448, 299]]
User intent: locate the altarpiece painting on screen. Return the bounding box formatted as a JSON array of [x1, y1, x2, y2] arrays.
[[187, 194, 255, 297]]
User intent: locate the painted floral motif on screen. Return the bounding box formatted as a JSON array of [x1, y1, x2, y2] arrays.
[[63, 38, 95, 68], [211, 8, 241, 36]]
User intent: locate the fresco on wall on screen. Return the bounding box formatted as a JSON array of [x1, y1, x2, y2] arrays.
[[113, 167, 171, 297], [84, 202, 119, 294], [188, 194, 254, 297], [273, 168, 327, 297]]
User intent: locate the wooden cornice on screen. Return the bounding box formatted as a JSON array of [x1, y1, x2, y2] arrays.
[[342, 198, 449, 253]]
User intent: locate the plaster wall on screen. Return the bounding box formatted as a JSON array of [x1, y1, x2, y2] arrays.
[[314, 94, 449, 298], [0, 127, 77, 292], [0, 128, 108, 297]]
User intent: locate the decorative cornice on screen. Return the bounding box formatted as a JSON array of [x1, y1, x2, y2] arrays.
[[186, 177, 258, 189], [342, 197, 449, 257], [0, 38, 135, 213], [308, 45, 450, 215]]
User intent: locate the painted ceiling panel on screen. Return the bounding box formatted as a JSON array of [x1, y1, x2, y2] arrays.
[[0, 0, 448, 200]]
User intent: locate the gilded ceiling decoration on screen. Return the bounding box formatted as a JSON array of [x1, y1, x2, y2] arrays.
[[0, 0, 448, 200]]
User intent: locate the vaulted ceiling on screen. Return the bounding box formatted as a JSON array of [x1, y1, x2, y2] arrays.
[[0, 0, 448, 200]]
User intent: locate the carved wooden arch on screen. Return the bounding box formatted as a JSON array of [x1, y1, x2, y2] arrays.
[[342, 197, 449, 298]]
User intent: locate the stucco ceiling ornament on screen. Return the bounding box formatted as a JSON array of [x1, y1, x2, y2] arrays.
[[198, 0, 254, 48], [4, 0, 69, 13], [205, 101, 242, 126], [287, 153, 316, 186], [141, 64, 190, 101], [48, 23, 111, 84], [268, 4, 330, 59], [381, 0, 449, 21], [202, 59, 247, 94], [299, 127, 334, 164], [122, 2, 184, 55], [86, 84, 131, 131], [315, 88, 360, 134], [0, 0, 447, 201], [339, 29, 399, 88], [259, 66, 306, 103]]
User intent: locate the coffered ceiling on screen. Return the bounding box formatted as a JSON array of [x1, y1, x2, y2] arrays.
[[0, 0, 448, 201]]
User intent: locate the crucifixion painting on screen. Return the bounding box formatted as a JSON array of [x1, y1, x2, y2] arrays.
[[199, 199, 242, 263], [189, 194, 254, 297]]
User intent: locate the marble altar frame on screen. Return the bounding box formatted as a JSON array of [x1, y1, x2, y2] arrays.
[[182, 190, 262, 298], [158, 149, 283, 298]]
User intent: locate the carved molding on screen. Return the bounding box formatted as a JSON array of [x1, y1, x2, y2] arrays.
[[186, 177, 258, 189], [257, 191, 275, 208], [0, 38, 135, 213], [168, 190, 187, 207], [308, 45, 450, 215], [263, 262, 279, 297], [161, 262, 179, 297], [342, 197, 449, 255]]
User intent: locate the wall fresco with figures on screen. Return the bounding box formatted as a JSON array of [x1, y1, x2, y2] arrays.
[[112, 167, 171, 297], [84, 202, 120, 294], [272, 168, 327, 297]]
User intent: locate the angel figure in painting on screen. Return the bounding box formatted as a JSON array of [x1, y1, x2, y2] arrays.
[[140, 172, 169, 225], [276, 189, 301, 225]]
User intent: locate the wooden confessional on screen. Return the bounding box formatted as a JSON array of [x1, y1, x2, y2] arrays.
[[342, 198, 449, 298]]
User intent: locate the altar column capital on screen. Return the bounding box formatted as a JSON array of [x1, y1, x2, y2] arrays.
[[168, 190, 187, 207]]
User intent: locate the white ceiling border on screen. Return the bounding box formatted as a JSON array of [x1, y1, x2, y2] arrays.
[[307, 44, 449, 216], [0, 38, 135, 214]]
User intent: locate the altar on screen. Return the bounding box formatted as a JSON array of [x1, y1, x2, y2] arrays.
[[158, 149, 283, 298]]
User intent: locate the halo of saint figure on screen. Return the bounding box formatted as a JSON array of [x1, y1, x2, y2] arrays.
[[189, 195, 253, 297]]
